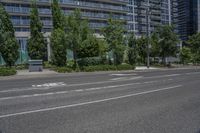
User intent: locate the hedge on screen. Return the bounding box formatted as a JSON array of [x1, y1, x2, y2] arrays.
[[82, 64, 135, 72], [54, 67, 73, 73], [77, 57, 103, 67], [0, 68, 17, 76]]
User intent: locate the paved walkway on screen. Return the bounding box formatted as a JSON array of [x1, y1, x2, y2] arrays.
[[17, 69, 57, 76], [135, 66, 159, 70]]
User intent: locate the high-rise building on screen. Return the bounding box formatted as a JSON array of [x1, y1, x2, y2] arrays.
[[0, 0, 130, 62], [0, 0, 175, 63], [177, 0, 200, 41]]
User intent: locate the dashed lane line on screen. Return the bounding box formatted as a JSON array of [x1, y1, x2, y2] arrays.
[[0, 79, 172, 101]]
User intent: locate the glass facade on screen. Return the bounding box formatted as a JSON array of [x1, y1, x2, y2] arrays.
[[177, 0, 200, 41]]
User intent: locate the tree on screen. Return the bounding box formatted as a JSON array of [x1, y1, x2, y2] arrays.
[[77, 34, 100, 58], [66, 9, 99, 68], [102, 18, 125, 65], [127, 32, 137, 65], [51, 0, 65, 30], [0, 4, 19, 67], [150, 32, 160, 58], [180, 47, 192, 64], [50, 0, 67, 66], [136, 36, 147, 64], [153, 25, 179, 65], [27, 1, 47, 60], [50, 29, 67, 66], [187, 33, 200, 64]]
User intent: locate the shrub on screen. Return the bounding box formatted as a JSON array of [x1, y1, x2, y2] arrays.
[[0, 68, 17, 76], [116, 64, 135, 70], [77, 57, 103, 67], [43, 61, 55, 69], [82, 65, 115, 72], [15, 64, 28, 70], [82, 64, 135, 72], [54, 67, 73, 73]]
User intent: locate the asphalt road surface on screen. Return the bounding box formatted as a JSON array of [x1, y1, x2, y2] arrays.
[[0, 68, 200, 133]]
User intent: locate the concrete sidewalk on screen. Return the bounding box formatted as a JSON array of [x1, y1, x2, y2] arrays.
[[17, 69, 57, 76], [135, 66, 159, 70]]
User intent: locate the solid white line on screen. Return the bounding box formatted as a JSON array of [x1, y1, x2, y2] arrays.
[[145, 74, 181, 79], [0, 82, 66, 93], [0, 85, 182, 118], [66, 76, 143, 87], [0, 77, 143, 94], [185, 72, 200, 75], [1, 71, 198, 94], [110, 77, 127, 81], [0, 80, 160, 101], [110, 73, 137, 76]]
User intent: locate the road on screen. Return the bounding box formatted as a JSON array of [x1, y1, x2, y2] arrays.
[[0, 68, 200, 133]]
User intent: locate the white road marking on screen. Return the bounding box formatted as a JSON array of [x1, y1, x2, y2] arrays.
[[66, 76, 144, 87], [0, 87, 50, 93], [32, 82, 66, 88], [1, 71, 198, 94], [0, 82, 66, 93], [110, 73, 137, 76], [110, 76, 142, 81], [0, 79, 172, 101], [185, 72, 200, 75], [145, 74, 181, 79], [110, 77, 127, 81], [0, 85, 182, 118], [74, 89, 84, 92]]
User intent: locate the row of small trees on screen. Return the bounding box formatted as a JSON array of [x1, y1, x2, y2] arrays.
[[0, 0, 183, 68], [0, 0, 199, 68], [0, 4, 19, 67], [180, 33, 200, 64]]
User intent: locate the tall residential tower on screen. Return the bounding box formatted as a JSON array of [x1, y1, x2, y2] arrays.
[[177, 0, 200, 41], [0, 0, 176, 63]]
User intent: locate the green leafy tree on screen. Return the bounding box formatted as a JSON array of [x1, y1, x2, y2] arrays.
[[127, 33, 137, 65], [98, 39, 108, 59], [102, 18, 125, 65], [66, 9, 99, 68], [77, 34, 100, 58], [51, 0, 65, 30], [180, 47, 192, 64], [66, 10, 83, 68], [136, 36, 147, 64], [50, 0, 67, 66], [187, 33, 200, 64], [0, 4, 19, 67], [153, 25, 179, 65], [50, 29, 67, 66], [27, 1, 47, 60], [150, 32, 160, 58]]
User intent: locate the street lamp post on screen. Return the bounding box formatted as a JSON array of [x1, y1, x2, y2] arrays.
[[146, 0, 150, 69]]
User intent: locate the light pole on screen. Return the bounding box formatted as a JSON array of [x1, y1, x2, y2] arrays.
[[146, 0, 150, 69]]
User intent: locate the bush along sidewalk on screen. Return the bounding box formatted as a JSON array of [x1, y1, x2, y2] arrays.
[[82, 64, 135, 72], [54, 64, 135, 73], [0, 67, 17, 76]]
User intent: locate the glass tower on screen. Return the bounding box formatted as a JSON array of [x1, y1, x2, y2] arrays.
[[177, 0, 200, 41]]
